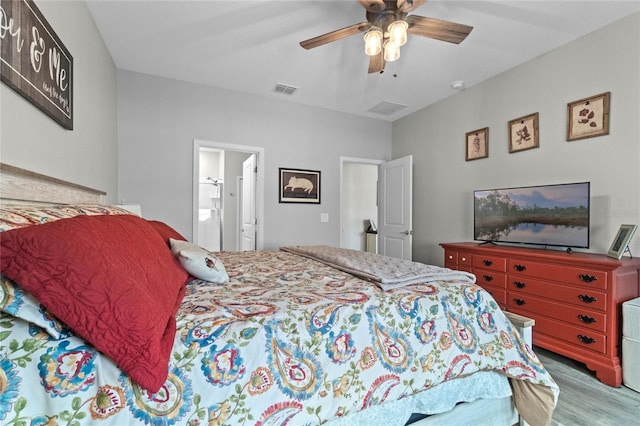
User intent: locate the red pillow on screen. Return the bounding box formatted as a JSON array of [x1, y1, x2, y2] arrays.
[[0, 214, 189, 392], [146, 219, 186, 246]]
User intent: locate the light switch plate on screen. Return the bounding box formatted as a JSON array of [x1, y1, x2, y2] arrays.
[[320, 213, 329, 223]]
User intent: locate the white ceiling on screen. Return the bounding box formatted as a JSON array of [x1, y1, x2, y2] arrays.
[[85, 0, 640, 121]]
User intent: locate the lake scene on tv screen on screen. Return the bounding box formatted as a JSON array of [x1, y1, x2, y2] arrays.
[[474, 182, 589, 248]]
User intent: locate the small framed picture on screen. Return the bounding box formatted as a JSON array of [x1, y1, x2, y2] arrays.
[[607, 224, 637, 259], [465, 127, 489, 161], [509, 113, 539, 153], [279, 168, 321, 204], [567, 92, 610, 141]]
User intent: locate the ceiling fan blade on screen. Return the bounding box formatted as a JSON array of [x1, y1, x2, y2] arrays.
[[358, 0, 386, 13], [368, 52, 386, 73], [300, 22, 371, 50], [406, 15, 473, 44], [397, 0, 426, 13]]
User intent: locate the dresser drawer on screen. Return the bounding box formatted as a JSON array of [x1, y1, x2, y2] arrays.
[[452, 264, 472, 273], [445, 261, 472, 273], [475, 270, 507, 289], [529, 315, 607, 355], [472, 254, 507, 272], [509, 259, 607, 290], [477, 283, 506, 306], [445, 250, 472, 269], [458, 251, 472, 267], [508, 277, 607, 311], [508, 292, 606, 332], [444, 249, 457, 264]]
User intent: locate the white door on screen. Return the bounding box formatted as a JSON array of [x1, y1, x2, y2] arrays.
[[241, 154, 257, 250], [378, 155, 413, 260]]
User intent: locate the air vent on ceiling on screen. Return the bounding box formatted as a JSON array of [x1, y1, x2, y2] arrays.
[[368, 101, 408, 116], [274, 83, 298, 95]]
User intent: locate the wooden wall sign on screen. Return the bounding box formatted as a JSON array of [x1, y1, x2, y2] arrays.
[[1, 0, 73, 129]]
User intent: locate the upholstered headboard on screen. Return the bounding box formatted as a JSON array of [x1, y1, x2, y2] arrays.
[[0, 163, 106, 205]]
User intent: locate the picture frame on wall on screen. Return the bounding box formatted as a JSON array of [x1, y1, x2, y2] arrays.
[[567, 92, 610, 141], [465, 127, 489, 161], [509, 112, 539, 153], [279, 168, 321, 204], [0, 0, 74, 129], [607, 224, 637, 259]]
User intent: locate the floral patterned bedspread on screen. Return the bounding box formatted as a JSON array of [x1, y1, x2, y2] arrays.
[[0, 249, 557, 425]]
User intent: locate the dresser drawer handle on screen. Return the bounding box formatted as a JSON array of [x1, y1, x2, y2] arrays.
[[483, 275, 494, 282], [513, 298, 526, 306], [483, 259, 493, 266], [578, 315, 597, 324], [513, 264, 527, 272], [578, 294, 598, 304], [513, 281, 526, 289], [578, 335, 596, 344], [578, 274, 597, 283]]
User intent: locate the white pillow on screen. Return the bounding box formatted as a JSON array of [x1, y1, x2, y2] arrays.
[[169, 239, 229, 284]]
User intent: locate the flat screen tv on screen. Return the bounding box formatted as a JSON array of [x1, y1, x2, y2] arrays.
[[474, 182, 590, 249]]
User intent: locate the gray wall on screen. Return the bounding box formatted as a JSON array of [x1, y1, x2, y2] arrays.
[[117, 71, 392, 248], [0, 1, 118, 200], [393, 13, 640, 265], [5, 3, 636, 263]]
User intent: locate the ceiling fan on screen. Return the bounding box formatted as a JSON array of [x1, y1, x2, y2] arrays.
[[299, 0, 473, 74]]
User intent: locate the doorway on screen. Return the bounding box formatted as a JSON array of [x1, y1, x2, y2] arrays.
[[340, 157, 382, 251], [340, 156, 413, 260], [197, 148, 224, 251], [193, 139, 265, 251]]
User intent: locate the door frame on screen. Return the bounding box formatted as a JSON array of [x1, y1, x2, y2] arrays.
[[193, 139, 265, 250]]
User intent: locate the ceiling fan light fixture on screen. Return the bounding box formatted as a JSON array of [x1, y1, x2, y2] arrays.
[[364, 29, 383, 56], [388, 20, 408, 46], [384, 40, 400, 62], [298, 1, 473, 75]]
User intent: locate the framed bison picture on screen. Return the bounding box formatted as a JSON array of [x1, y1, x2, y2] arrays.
[[279, 168, 321, 204]]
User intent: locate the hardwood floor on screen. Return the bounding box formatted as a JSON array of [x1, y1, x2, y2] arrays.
[[535, 346, 640, 426]]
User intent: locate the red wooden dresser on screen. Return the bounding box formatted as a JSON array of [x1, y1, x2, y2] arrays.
[[441, 242, 640, 387]]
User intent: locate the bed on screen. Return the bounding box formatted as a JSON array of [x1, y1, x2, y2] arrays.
[[0, 163, 558, 426]]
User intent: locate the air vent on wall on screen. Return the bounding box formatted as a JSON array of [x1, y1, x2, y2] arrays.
[[368, 101, 408, 116], [274, 83, 298, 95]]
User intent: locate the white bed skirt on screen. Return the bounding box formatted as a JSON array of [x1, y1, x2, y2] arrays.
[[328, 371, 516, 426]]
